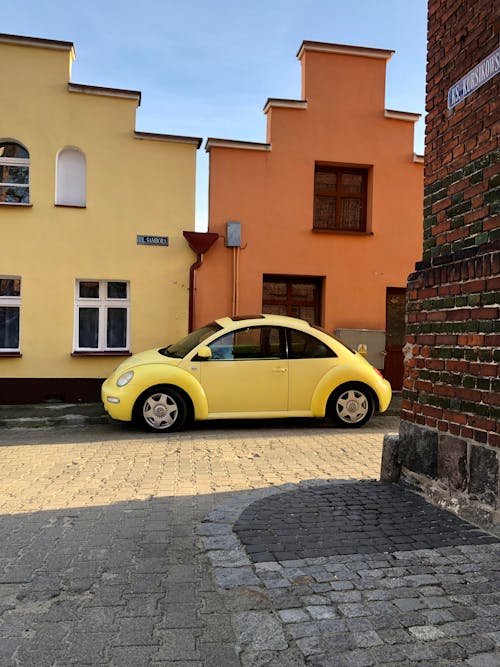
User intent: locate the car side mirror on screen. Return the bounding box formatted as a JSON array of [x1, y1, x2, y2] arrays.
[[195, 345, 212, 360]]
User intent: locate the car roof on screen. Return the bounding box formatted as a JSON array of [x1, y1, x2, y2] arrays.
[[214, 314, 315, 331]]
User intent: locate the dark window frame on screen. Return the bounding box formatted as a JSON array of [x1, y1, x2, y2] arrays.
[[262, 275, 323, 325], [313, 164, 368, 232]]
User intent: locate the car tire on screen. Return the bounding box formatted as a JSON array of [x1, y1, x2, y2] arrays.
[[328, 383, 375, 428], [134, 386, 188, 433]]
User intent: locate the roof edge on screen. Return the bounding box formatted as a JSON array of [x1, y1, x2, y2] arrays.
[[68, 82, 141, 105], [134, 131, 202, 149], [297, 41, 394, 61], [413, 153, 424, 164], [0, 32, 75, 56], [205, 138, 271, 153], [385, 109, 422, 122], [263, 98, 308, 114]]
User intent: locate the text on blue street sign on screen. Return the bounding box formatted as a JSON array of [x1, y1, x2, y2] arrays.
[[448, 47, 500, 110]]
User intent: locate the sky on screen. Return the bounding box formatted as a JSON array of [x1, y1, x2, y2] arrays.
[[1, 0, 428, 229]]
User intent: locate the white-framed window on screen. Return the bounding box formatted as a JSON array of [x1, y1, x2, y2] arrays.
[[74, 280, 130, 352], [0, 140, 30, 204], [56, 147, 86, 207], [0, 277, 21, 351]]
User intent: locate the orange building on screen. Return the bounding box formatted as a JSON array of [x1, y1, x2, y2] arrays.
[[195, 41, 423, 389]]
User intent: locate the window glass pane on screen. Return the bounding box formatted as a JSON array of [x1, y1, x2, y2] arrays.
[[79, 281, 99, 298], [233, 327, 262, 358], [0, 166, 29, 185], [291, 283, 315, 300], [107, 308, 127, 348], [314, 195, 336, 229], [340, 198, 362, 229], [291, 305, 316, 323], [210, 327, 279, 360], [107, 281, 127, 299], [0, 306, 20, 348], [78, 308, 99, 347], [288, 330, 335, 359], [0, 278, 21, 297], [0, 142, 29, 159], [263, 327, 281, 358], [209, 331, 235, 360], [342, 173, 363, 193], [0, 185, 29, 204], [263, 281, 287, 301], [315, 168, 337, 193]]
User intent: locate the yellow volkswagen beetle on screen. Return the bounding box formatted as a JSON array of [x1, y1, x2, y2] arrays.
[[101, 314, 392, 432]]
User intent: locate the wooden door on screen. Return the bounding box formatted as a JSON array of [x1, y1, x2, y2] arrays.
[[384, 287, 406, 390]]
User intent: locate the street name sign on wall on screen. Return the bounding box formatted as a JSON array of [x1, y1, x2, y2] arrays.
[[137, 235, 169, 246], [448, 46, 500, 110]]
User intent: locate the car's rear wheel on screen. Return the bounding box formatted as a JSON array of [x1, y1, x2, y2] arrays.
[[328, 384, 374, 428], [134, 386, 188, 432]]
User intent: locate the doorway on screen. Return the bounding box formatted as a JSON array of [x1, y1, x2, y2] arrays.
[[384, 287, 406, 390]]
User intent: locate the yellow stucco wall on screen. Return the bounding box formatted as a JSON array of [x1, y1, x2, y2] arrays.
[[0, 38, 198, 380]]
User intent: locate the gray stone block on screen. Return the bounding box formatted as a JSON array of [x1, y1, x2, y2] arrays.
[[399, 421, 438, 477], [438, 434, 468, 490]]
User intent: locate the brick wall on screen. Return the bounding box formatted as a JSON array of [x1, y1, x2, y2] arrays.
[[398, 0, 499, 527]]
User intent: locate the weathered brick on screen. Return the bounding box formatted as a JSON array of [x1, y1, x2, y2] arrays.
[[399, 0, 498, 517]]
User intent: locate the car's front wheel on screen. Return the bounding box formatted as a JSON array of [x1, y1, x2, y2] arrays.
[[328, 384, 375, 428], [134, 386, 188, 432]]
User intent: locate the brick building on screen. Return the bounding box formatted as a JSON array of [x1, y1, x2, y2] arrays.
[[398, 1, 499, 526]]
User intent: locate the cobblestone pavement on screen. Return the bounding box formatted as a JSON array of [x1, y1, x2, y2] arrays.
[[1, 415, 499, 666]]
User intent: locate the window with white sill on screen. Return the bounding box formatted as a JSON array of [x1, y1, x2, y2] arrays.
[[74, 280, 129, 352], [0, 277, 21, 351], [0, 141, 30, 204]]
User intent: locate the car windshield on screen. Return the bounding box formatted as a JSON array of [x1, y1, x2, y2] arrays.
[[159, 323, 222, 358]]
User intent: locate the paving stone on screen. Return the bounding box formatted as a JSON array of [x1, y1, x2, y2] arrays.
[[277, 608, 309, 623], [154, 629, 199, 661], [3, 419, 500, 666], [232, 611, 288, 651], [198, 642, 240, 667]]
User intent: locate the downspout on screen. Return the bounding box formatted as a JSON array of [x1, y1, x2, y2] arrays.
[[183, 231, 219, 332]]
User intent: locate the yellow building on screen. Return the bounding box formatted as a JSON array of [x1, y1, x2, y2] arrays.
[[0, 34, 201, 403]]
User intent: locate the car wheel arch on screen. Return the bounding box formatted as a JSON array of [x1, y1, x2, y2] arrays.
[[326, 381, 378, 427], [132, 383, 195, 425]]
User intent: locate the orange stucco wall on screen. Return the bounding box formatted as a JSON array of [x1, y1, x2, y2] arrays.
[[195, 44, 423, 333]]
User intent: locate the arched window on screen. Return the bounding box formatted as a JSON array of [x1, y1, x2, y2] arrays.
[[0, 140, 30, 204], [56, 147, 86, 207]]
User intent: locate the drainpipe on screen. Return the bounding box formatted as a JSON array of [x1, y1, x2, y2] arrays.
[[183, 231, 219, 331]]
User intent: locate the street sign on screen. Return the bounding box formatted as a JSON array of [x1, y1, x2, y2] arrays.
[[137, 235, 169, 246], [448, 46, 500, 110]]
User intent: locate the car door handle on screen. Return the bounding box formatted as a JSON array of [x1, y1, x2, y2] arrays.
[[272, 367, 287, 373]]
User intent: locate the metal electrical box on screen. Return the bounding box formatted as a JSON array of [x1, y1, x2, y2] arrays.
[[225, 221, 241, 247], [335, 328, 386, 370]]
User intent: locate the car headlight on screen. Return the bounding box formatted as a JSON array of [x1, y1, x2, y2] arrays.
[[116, 370, 134, 387]]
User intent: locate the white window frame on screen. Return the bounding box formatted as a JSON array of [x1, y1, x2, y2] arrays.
[[0, 276, 21, 352], [0, 141, 30, 205], [74, 279, 130, 352]]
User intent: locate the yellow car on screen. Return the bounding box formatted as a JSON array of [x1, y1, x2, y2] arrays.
[[101, 314, 392, 432]]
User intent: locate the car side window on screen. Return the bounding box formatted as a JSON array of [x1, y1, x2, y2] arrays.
[[287, 329, 337, 359], [208, 326, 282, 360]]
